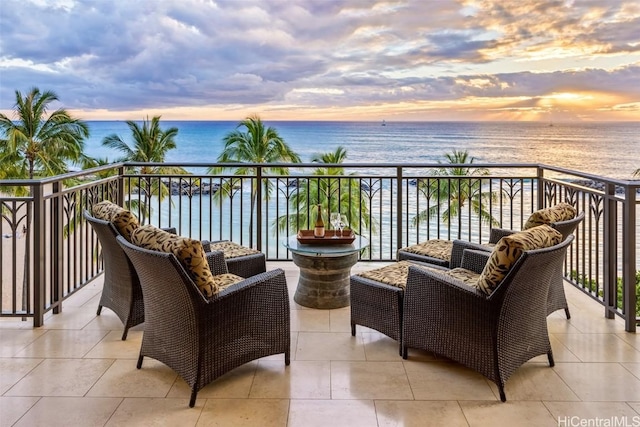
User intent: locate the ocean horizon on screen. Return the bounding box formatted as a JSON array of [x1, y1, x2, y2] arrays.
[[82, 120, 640, 180]]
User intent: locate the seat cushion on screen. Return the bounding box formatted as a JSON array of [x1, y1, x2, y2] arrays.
[[131, 225, 224, 298], [477, 224, 563, 295], [399, 239, 453, 262], [209, 241, 261, 259], [92, 200, 139, 241], [524, 203, 577, 229], [355, 260, 471, 290]]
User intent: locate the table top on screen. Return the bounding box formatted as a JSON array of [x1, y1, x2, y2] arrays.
[[284, 234, 369, 257]]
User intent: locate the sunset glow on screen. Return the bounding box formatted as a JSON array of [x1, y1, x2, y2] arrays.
[[0, 0, 639, 122]]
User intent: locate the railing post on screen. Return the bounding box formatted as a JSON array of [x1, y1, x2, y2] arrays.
[[32, 182, 46, 327], [622, 184, 637, 332], [117, 165, 125, 205], [256, 166, 262, 251], [537, 167, 545, 210], [52, 181, 64, 314], [603, 183, 617, 320], [396, 167, 403, 259]]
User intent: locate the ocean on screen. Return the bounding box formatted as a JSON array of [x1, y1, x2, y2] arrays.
[[82, 121, 640, 180]]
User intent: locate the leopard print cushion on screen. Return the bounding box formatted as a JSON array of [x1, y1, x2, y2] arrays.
[[446, 268, 481, 287], [477, 224, 563, 295], [92, 200, 139, 241], [131, 225, 220, 298], [209, 241, 261, 259], [213, 273, 244, 292], [400, 239, 453, 262], [356, 261, 460, 289], [524, 203, 577, 230]]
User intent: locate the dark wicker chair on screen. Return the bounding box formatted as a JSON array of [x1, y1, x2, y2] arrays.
[[399, 211, 584, 319], [84, 210, 176, 340], [117, 236, 290, 408], [351, 240, 482, 355], [488, 211, 584, 318], [401, 235, 574, 402]]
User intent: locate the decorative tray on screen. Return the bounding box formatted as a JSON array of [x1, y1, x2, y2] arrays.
[[297, 229, 356, 245]]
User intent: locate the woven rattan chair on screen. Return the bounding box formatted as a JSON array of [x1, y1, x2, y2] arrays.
[[488, 211, 584, 318], [117, 236, 290, 408], [402, 235, 574, 402], [399, 210, 584, 318], [351, 240, 485, 355], [84, 210, 177, 340]]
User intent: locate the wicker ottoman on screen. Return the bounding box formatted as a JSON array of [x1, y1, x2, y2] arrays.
[[351, 261, 446, 355]]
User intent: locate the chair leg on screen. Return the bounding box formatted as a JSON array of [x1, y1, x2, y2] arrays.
[[402, 346, 408, 360], [351, 323, 356, 336], [498, 385, 507, 402], [121, 327, 129, 341], [96, 305, 102, 315], [564, 307, 571, 319], [189, 388, 198, 408], [547, 350, 555, 367], [285, 351, 290, 366], [136, 354, 144, 369]]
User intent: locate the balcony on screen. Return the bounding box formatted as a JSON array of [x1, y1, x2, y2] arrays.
[[2, 262, 640, 425], [1, 162, 639, 424]]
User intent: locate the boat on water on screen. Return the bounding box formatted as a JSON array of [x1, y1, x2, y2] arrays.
[[381, 119, 386, 126]]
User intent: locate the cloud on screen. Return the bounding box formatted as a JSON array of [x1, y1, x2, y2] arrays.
[[0, 0, 639, 120]]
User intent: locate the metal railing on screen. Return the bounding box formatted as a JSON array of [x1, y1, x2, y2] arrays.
[[1, 162, 638, 331]]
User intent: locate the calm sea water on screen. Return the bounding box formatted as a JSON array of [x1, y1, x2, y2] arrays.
[[83, 121, 640, 180]]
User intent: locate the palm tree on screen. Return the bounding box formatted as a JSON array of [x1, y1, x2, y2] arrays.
[[276, 146, 375, 235], [208, 115, 301, 245], [102, 116, 187, 223], [0, 87, 89, 314], [413, 150, 498, 236], [0, 88, 90, 186]]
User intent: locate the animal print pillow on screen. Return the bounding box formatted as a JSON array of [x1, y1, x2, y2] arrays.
[[524, 203, 577, 230], [92, 200, 139, 241], [476, 224, 563, 295], [130, 225, 220, 298]]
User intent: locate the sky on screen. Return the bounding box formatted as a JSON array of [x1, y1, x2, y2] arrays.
[[1, 0, 639, 122]]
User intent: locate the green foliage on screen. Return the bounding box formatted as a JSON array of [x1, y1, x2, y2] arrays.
[[571, 270, 640, 318], [102, 116, 187, 222], [412, 150, 499, 234], [208, 115, 301, 244], [0, 87, 90, 194], [275, 146, 375, 235]]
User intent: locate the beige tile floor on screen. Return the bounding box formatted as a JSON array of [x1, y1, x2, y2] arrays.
[[1, 261, 639, 427]]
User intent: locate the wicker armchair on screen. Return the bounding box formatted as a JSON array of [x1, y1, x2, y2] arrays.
[[84, 210, 176, 340], [351, 240, 484, 355], [117, 236, 290, 408], [488, 211, 584, 318], [402, 235, 574, 402]]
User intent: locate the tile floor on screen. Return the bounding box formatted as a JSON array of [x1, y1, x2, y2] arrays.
[[1, 262, 639, 427]]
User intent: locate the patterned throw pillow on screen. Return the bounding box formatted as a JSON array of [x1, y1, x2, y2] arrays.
[[477, 224, 563, 295], [131, 225, 221, 298], [524, 203, 577, 230], [92, 200, 140, 241], [400, 239, 453, 262]]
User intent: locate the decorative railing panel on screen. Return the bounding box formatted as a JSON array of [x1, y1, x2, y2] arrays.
[[1, 162, 637, 331]]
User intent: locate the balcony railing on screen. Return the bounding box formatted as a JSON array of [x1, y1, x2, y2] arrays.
[[1, 162, 638, 331]]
